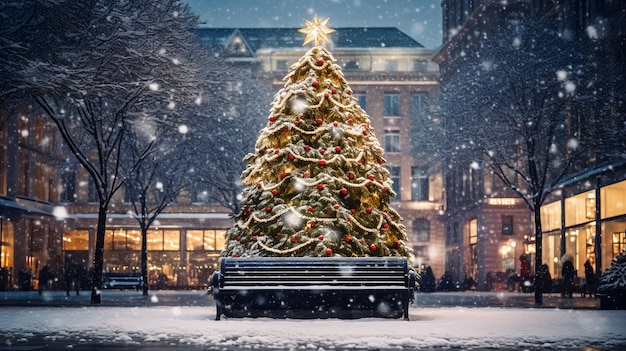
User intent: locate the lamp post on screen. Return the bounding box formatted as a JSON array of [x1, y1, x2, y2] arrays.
[[523, 235, 536, 272]]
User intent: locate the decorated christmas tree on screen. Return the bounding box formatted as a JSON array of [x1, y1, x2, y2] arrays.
[[221, 15, 412, 259]]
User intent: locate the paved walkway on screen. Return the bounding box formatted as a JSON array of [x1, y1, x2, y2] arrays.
[[0, 289, 601, 309]]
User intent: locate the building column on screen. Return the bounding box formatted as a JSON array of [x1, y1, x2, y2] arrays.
[[595, 177, 602, 274]]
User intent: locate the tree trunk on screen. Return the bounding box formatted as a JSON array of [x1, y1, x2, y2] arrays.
[[141, 226, 148, 296], [533, 205, 543, 306], [91, 204, 107, 304]]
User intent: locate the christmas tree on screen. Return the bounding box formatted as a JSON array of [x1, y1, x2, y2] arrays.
[[221, 15, 412, 259]]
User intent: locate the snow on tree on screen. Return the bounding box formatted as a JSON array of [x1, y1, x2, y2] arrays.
[[222, 16, 412, 259]]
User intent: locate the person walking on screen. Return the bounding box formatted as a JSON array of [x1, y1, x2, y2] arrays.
[[38, 264, 53, 295], [561, 254, 576, 298]]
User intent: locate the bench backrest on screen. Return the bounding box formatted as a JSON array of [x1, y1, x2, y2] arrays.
[[218, 257, 410, 289]]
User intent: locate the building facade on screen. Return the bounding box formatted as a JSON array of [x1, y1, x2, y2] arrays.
[[435, 0, 626, 289], [1, 27, 444, 290]]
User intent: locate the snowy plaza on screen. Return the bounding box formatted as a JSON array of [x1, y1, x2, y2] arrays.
[[1, 291, 625, 350]]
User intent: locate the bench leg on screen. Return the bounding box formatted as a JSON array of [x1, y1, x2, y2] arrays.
[[403, 296, 410, 321], [215, 300, 222, 321]]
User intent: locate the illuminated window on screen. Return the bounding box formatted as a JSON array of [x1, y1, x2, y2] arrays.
[[63, 230, 89, 251], [186, 230, 226, 251], [389, 166, 401, 197], [147, 230, 180, 251]]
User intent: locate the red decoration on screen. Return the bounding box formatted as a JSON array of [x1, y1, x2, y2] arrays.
[[324, 93, 329, 98], [303, 173, 309, 178], [333, 122, 338, 127], [360, 239, 365, 244], [280, 173, 286, 178], [312, 81, 319, 87], [350, 208, 356, 214], [333, 204, 340, 209], [257, 183, 262, 188], [290, 236, 296, 243], [317, 183, 324, 189], [320, 160, 327, 165], [275, 150, 280, 154], [326, 249, 333, 255], [307, 206, 313, 211], [294, 121, 299, 126], [316, 118, 323, 125], [347, 119, 354, 124], [366, 181, 371, 187], [318, 235, 324, 241], [304, 145, 311, 151], [310, 223, 315, 228], [363, 131, 368, 136], [345, 236, 351, 242], [327, 209, 333, 214], [368, 175, 375, 180], [331, 88, 337, 94], [236, 236, 241, 241], [366, 208, 372, 213], [253, 236, 258, 241], [265, 207, 271, 212], [348, 173, 354, 179], [395, 241, 401, 247], [347, 91, 353, 95], [370, 244, 377, 251], [383, 223, 389, 228], [335, 147, 341, 153], [233, 254, 239, 258], [340, 188, 348, 195], [300, 115, 305, 119], [269, 116, 275, 122], [289, 154, 295, 160], [316, 59, 323, 66], [272, 189, 279, 196], [319, 149, 325, 154]]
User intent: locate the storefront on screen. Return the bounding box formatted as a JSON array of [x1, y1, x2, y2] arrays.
[[540, 162, 626, 280], [63, 226, 227, 289]]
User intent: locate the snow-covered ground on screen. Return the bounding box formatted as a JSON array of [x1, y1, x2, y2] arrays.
[[1, 304, 625, 350]]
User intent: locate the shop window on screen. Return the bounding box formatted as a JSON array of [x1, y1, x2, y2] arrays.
[[147, 230, 180, 251], [186, 230, 226, 251], [1, 219, 15, 267], [613, 232, 626, 259], [105, 229, 141, 250], [63, 230, 89, 251], [501, 215, 513, 235]]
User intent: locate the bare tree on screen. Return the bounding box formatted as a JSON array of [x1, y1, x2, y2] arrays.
[[439, 16, 619, 305], [14, 0, 206, 304]]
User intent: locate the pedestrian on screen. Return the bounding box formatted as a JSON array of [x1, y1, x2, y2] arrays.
[[64, 258, 80, 296], [561, 254, 576, 298], [583, 260, 597, 298], [519, 255, 531, 292], [535, 264, 552, 294], [38, 264, 53, 295]]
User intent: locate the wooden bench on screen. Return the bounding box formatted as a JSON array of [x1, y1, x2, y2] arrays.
[[211, 256, 416, 320]]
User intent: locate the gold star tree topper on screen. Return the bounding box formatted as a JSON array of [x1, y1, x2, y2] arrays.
[[298, 14, 335, 47]]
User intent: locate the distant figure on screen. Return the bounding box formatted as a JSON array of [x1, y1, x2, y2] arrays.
[[485, 272, 494, 291], [419, 266, 436, 292], [38, 264, 54, 295], [583, 260, 597, 298], [561, 255, 576, 298], [64, 261, 80, 296], [519, 255, 532, 293], [535, 264, 552, 294], [18, 268, 32, 291]]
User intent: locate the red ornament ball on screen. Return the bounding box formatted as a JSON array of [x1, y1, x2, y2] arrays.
[[271, 189, 278, 195], [348, 173, 355, 179], [370, 244, 377, 251], [290, 236, 296, 243], [289, 154, 295, 160], [304, 145, 311, 151], [318, 235, 324, 241], [335, 147, 341, 153], [345, 236, 351, 242], [320, 160, 327, 165], [326, 249, 333, 255], [333, 204, 340, 209], [366, 208, 372, 213], [340, 188, 348, 195], [319, 149, 325, 154], [316, 59, 323, 66], [312, 81, 319, 87], [347, 119, 354, 124], [280, 173, 286, 178], [317, 183, 324, 189], [265, 206, 271, 212], [307, 206, 313, 211], [253, 236, 258, 241], [368, 175, 375, 180], [331, 88, 337, 94], [236, 236, 241, 241], [316, 118, 323, 125], [269, 116, 276, 122]]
